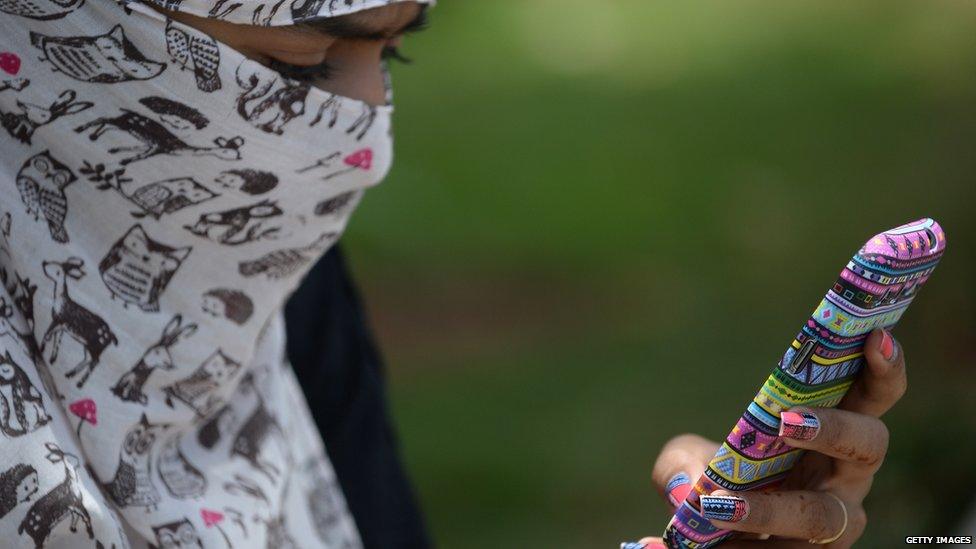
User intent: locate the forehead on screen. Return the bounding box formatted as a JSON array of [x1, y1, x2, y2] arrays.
[[302, 1, 424, 39]]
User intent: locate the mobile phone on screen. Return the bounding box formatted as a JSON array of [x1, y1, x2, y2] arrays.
[[661, 218, 946, 549]]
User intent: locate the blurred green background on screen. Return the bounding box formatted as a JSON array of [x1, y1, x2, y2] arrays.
[[342, 1, 976, 546]]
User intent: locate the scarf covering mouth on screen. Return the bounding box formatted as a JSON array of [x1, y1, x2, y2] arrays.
[[0, 0, 430, 546]]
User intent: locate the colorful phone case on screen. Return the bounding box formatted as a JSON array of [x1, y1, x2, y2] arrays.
[[662, 218, 946, 549]]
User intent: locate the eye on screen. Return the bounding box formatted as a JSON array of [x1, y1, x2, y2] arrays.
[[381, 45, 412, 64], [267, 58, 331, 82]]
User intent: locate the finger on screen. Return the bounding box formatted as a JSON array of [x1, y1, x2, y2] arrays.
[[720, 540, 817, 549], [839, 328, 906, 417], [700, 490, 847, 541], [651, 434, 719, 507], [779, 407, 889, 473], [618, 538, 667, 548]]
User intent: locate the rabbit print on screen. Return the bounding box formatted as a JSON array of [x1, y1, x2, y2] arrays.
[[112, 314, 197, 405], [99, 224, 191, 313], [101, 413, 166, 511], [0, 89, 92, 145]]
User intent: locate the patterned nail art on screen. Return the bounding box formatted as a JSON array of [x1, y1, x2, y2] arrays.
[[666, 472, 692, 507], [620, 543, 645, 549], [699, 495, 749, 522], [779, 410, 821, 440]]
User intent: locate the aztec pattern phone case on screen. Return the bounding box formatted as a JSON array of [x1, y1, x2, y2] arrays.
[[662, 218, 946, 549]]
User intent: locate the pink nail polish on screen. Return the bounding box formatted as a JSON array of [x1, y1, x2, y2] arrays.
[[665, 472, 692, 507], [779, 410, 821, 440], [879, 329, 896, 362]]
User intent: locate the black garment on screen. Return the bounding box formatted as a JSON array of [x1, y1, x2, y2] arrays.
[[285, 246, 431, 549]]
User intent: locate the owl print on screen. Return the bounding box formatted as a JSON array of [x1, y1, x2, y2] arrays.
[[149, 518, 203, 549], [15, 151, 77, 243], [102, 413, 166, 510], [158, 436, 206, 499], [165, 20, 222, 93], [163, 350, 240, 417], [128, 177, 218, 219], [30, 25, 167, 83], [99, 224, 191, 312]]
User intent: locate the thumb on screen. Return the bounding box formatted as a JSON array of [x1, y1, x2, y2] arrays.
[[651, 434, 720, 508]]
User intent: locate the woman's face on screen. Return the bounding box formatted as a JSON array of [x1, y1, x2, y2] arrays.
[[160, 2, 427, 107]]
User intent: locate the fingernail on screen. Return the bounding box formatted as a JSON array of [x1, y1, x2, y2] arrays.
[[879, 329, 897, 362], [779, 410, 821, 441], [699, 495, 750, 522], [620, 543, 645, 549], [665, 472, 692, 507]]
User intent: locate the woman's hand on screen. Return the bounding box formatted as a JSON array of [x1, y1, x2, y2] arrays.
[[632, 328, 906, 549]]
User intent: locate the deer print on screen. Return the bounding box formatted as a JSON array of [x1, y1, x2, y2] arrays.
[[111, 314, 197, 405], [75, 109, 243, 165], [235, 62, 309, 135], [42, 258, 118, 388], [18, 443, 94, 548], [102, 413, 166, 511], [0, 89, 92, 144], [184, 199, 283, 246]]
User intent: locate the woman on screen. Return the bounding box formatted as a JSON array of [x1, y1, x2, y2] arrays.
[[0, 0, 910, 546]]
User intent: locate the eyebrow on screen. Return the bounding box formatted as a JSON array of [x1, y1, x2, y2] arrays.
[[295, 5, 429, 41]]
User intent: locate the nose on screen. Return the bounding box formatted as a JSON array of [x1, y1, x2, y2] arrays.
[[316, 40, 388, 107]]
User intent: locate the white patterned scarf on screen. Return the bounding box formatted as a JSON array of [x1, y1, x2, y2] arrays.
[[0, 0, 428, 546]]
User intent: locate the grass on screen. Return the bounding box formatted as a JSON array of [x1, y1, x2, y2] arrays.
[[340, 1, 976, 546]]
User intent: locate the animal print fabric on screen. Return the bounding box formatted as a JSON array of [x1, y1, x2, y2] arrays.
[[0, 0, 405, 544]]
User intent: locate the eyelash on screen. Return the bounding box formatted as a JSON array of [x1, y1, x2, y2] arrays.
[[381, 46, 413, 65], [268, 46, 413, 82]]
